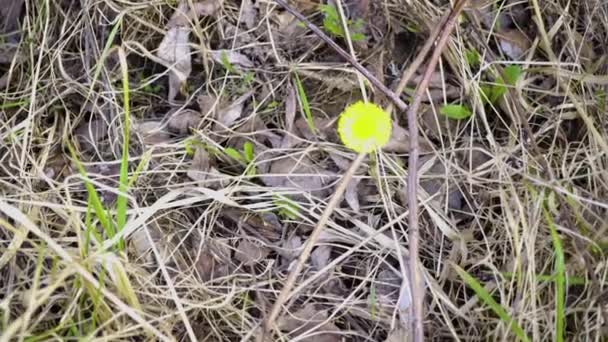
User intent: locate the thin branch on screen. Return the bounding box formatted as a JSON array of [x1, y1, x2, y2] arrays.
[[405, 1, 469, 341], [273, 0, 407, 112]]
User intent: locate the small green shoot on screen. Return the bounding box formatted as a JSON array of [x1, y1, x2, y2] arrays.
[[67, 143, 115, 247], [452, 263, 531, 342], [225, 147, 245, 163], [224, 143, 257, 176], [465, 49, 481, 68], [293, 73, 316, 133], [503, 65, 522, 86], [243, 141, 254, 162], [480, 65, 523, 105], [440, 104, 472, 120], [319, 4, 366, 42], [273, 195, 300, 220], [220, 50, 236, 73]]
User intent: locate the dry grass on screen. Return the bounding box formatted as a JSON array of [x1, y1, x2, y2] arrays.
[[0, 0, 607, 341]]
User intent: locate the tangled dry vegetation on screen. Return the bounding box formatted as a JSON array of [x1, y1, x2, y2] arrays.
[[0, 0, 607, 340]]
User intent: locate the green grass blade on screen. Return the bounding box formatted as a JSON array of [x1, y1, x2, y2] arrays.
[[67, 143, 115, 241], [293, 73, 316, 133], [115, 48, 131, 251], [452, 263, 531, 342], [543, 200, 565, 342]]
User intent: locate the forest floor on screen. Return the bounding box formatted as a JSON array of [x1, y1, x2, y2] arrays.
[[0, 0, 607, 341]]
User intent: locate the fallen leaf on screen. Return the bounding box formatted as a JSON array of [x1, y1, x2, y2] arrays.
[[198, 94, 219, 116], [168, 108, 202, 134], [210, 50, 254, 69], [277, 304, 341, 342], [311, 245, 331, 270], [240, 0, 257, 29], [215, 91, 253, 128], [375, 268, 401, 304], [235, 240, 269, 265], [295, 117, 337, 142], [498, 29, 530, 60], [418, 156, 465, 211], [383, 123, 410, 153], [157, 26, 192, 102], [157, 0, 223, 101], [133, 121, 172, 145], [187, 147, 211, 182], [193, 239, 232, 282], [344, 177, 361, 212], [281, 234, 302, 266], [260, 155, 333, 198], [130, 222, 166, 264]]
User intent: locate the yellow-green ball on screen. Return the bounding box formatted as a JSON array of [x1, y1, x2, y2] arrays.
[[337, 101, 392, 153]]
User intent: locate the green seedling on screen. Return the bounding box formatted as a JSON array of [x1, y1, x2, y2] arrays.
[[273, 195, 300, 220], [439, 104, 472, 120], [465, 48, 481, 69], [319, 4, 366, 42], [224, 142, 257, 176], [481, 64, 523, 105]]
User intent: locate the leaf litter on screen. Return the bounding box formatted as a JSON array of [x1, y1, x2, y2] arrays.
[[2, 0, 607, 341]]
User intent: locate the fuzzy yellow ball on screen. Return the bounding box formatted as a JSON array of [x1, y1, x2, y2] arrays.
[[337, 101, 392, 153]]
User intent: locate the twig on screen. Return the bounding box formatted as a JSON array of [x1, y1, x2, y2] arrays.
[[273, 0, 407, 112], [261, 152, 367, 339], [405, 1, 469, 341]]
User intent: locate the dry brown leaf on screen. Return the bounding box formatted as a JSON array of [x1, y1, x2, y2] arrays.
[[157, 0, 223, 101], [130, 223, 166, 264], [194, 239, 232, 282], [295, 117, 337, 142], [498, 29, 531, 60], [198, 94, 219, 116], [420, 104, 460, 140], [210, 50, 254, 69], [375, 269, 401, 304], [383, 123, 410, 153], [235, 240, 269, 265], [277, 303, 327, 331], [157, 27, 191, 102], [311, 245, 331, 270], [278, 304, 341, 342], [418, 156, 465, 211], [134, 121, 172, 145], [260, 155, 332, 198], [241, 0, 257, 29], [344, 177, 361, 212], [215, 91, 253, 128], [281, 234, 302, 266], [168, 109, 202, 134], [187, 147, 211, 182]]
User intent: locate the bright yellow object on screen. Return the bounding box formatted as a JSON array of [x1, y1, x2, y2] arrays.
[[337, 101, 392, 153]]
